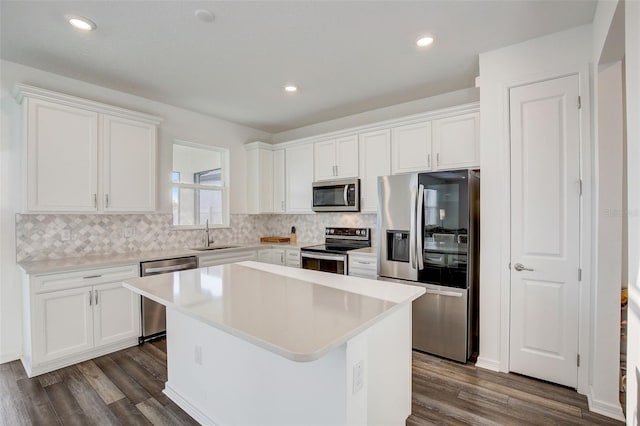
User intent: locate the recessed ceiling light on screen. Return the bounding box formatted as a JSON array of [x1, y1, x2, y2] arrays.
[[194, 9, 215, 23], [66, 15, 97, 31], [416, 36, 434, 47], [284, 85, 298, 93]]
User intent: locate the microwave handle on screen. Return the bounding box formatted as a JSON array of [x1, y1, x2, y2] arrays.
[[344, 185, 349, 206]]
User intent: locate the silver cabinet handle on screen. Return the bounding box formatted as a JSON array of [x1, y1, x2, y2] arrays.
[[355, 260, 373, 265], [93, 194, 97, 208], [95, 290, 99, 305], [514, 263, 534, 272], [105, 194, 109, 208], [89, 290, 92, 306], [428, 154, 431, 168], [83, 274, 102, 279], [436, 153, 440, 167]]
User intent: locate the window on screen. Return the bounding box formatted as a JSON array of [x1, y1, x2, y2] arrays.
[[172, 142, 229, 227]]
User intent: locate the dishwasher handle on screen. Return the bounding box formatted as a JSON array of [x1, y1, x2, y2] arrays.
[[142, 263, 196, 275]]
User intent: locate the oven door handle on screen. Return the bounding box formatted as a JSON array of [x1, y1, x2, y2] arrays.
[[301, 252, 346, 261], [343, 185, 349, 206]]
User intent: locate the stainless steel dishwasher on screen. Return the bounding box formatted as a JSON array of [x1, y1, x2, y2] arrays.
[[139, 256, 198, 343]]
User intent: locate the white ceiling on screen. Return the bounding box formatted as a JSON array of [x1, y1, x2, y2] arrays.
[[0, 1, 596, 134]]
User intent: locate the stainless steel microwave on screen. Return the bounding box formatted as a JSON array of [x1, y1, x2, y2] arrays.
[[312, 178, 360, 212]]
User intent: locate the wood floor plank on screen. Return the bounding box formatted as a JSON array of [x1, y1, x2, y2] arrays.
[[59, 365, 121, 426], [108, 351, 169, 403], [136, 397, 190, 426], [38, 370, 63, 388], [9, 361, 28, 381], [108, 398, 153, 426], [0, 363, 31, 426], [44, 381, 91, 426], [122, 346, 168, 382], [15, 377, 61, 425], [76, 360, 125, 404], [92, 355, 151, 405], [139, 341, 167, 364]]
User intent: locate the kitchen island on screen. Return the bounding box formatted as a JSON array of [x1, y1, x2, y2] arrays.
[[123, 261, 424, 426]]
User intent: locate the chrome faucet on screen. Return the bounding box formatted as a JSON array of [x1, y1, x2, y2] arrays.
[[204, 219, 214, 247]]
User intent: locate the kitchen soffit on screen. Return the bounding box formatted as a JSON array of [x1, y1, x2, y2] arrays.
[[0, 1, 596, 134]]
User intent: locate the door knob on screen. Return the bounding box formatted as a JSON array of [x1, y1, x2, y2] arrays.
[[514, 263, 534, 272]]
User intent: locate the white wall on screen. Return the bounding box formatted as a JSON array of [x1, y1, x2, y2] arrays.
[[477, 25, 593, 392], [625, 0, 640, 422], [272, 87, 479, 143], [0, 59, 270, 361]]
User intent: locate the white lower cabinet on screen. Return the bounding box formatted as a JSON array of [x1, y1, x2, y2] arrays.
[[348, 254, 377, 279], [198, 248, 257, 267], [23, 264, 140, 377], [257, 247, 300, 267]]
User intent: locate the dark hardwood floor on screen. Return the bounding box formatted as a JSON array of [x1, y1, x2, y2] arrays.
[[0, 340, 624, 425]]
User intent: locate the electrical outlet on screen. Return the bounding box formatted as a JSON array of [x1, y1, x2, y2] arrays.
[[124, 227, 135, 238], [353, 360, 364, 394], [194, 345, 202, 365], [60, 229, 71, 241]]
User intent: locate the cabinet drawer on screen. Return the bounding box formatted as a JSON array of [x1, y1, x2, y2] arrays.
[[348, 254, 377, 279], [32, 264, 139, 294], [199, 250, 257, 267]]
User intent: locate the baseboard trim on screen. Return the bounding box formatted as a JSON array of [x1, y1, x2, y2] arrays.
[[587, 386, 626, 421], [475, 356, 501, 372], [164, 384, 219, 426], [0, 351, 22, 364]]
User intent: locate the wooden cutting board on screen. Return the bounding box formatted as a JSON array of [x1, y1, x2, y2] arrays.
[[260, 236, 291, 243]]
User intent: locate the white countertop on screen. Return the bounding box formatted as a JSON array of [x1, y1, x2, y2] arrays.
[[18, 241, 318, 275], [123, 261, 424, 362]]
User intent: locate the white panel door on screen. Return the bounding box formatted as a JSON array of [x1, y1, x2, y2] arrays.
[[273, 149, 286, 212], [286, 144, 314, 212], [102, 114, 157, 212], [432, 112, 479, 170], [359, 129, 391, 213], [335, 135, 359, 178], [314, 140, 336, 181], [391, 121, 433, 174], [34, 288, 94, 364], [509, 75, 581, 388], [93, 282, 141, 348], [26, 99, 98, 212]]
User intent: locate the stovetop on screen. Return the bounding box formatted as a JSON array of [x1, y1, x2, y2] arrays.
[[301, 227, 371, 254]]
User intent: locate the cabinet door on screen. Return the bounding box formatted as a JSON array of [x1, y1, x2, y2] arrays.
[[198, 249, 257, 267], [273, 149, 286, 212], [335, 135, 359, 178], [33, 287, 94, 364], [93, 282, 141, 348], [314, 140, 336, 181], [286, 144, 314, 212], [285, 249, 300, 268], [432, 112, 479, 170], [359, 129, 391, 213], [272, 249, 285, 265], [26, 99, 98, 212], [391, 122, 433, 174], [258, 249, 272, 263], [259, 149, 275, 213], [102, 115, 157, 212]]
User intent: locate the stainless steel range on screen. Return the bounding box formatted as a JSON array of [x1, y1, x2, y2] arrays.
[[301, 227, 371, 275]]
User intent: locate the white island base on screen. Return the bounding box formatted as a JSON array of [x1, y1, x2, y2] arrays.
[[165, 305, 411, 426], [123, 262, 423, 426]]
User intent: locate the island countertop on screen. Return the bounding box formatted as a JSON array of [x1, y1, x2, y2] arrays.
[[123, 261, 424, 362]]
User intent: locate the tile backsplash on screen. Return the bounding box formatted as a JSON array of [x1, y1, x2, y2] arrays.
[[16, 212, 378, 262]]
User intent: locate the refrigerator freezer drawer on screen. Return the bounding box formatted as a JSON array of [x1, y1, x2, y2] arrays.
[[412, 286, 468, 362]]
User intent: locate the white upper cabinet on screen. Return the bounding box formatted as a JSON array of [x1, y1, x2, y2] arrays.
[[273, 149, 286, 213], [102, 115, 157, 212], [391, 111, 479, 174], [16, 84, 161, 213], [359, 129, 391, 213], [25, 99, 99, 212], [286, 144, 314, 212], [432, 112, 479, 170], [313, 135, 358, 181], [246, 143, 286, 214], [391, 122, 433, 174]]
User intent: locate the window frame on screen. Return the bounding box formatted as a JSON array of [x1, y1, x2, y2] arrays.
[[171, 140, 230, 229]]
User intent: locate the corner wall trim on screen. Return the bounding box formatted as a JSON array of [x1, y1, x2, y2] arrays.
[[587, 386, 626, 421], [475, 356, 501, 372]]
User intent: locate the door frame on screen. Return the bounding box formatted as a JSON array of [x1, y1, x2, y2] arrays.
[[497, 65, 592, 394]]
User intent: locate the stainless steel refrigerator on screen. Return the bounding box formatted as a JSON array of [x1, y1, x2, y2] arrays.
[[377, 170, 479, 362]]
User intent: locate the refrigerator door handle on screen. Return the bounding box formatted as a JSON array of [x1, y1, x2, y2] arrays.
[[410, 185, 417, 269], [416, 184, 425, 270]]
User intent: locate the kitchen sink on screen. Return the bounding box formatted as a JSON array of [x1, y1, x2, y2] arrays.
[[190, 245, 240, 251]]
